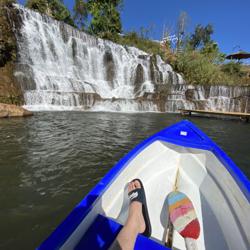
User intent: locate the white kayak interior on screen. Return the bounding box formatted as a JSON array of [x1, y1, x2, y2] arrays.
[[62, 141, 250, 250]]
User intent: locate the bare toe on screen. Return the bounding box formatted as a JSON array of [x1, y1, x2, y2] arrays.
[[128, 182, 132, 192], [130, 181, 135, 190], [134, 180, 141, 189]]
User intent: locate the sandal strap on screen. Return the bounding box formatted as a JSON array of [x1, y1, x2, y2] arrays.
[[128, 188, 144, 203]]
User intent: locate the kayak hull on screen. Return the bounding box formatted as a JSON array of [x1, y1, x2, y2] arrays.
[[38, 120, 250, 250]]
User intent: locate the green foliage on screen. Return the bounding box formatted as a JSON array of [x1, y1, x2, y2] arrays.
[[26, 0, 74, 26], [73, 0, 88, 29], [49, 0, 68, 20], [221, 62, 242, 76], [219, 62, 250, 85], [170, 48, 250, 85], [200, 42, 225, 64], [87, 0, 122, 37], [26, 0, 48, 14], [172, 50, 230, 85], [188, 24, 214, 49], [162, 22, 249, 86]]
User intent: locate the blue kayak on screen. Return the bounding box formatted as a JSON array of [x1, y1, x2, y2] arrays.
[[38, 120, 250, 250]]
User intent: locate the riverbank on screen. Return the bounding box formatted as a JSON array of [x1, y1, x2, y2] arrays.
[[0, 103, 33, 118]]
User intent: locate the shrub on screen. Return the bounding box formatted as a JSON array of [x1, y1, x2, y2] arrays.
[[172, 50, 229, 85], [221, 62, 242, 76]]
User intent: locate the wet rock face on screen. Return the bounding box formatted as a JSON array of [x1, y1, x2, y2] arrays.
[[0, 42, 15, 67], [153, 84, 171, 112], [71, 37, 77, 59], [78, 93, 102, 108], [14, 64, 36, 90], [167, 71, 174, 85], [134, 63, 144, 95], [0, 4, 17, 67], [60, 22, 69, 43], [138, 54, 148, 60], [0, 3, 23, 105], [103, 50, 115, 87], [185, 89, 195, 101], [149, 55, 163, 84], [155, 84, 170, 98]]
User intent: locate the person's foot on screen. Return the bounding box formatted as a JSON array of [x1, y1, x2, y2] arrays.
[[127, 180, 146, 234]]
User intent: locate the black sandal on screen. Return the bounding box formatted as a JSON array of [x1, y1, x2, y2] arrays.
[[128, 179, 152, 237]]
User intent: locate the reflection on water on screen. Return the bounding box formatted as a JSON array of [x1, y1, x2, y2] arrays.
[[0, 112, 249, 249]]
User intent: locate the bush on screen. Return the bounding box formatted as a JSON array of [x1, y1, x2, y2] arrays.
[[221, 62, 242, 76], [173, 51, 218, 84], [171, 50, 250, 85], [172, 50, 230, 85]]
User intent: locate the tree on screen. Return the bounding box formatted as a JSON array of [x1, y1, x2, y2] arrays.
[[201, 42, 225, 64], [73, 0, 88, 30], [87, 0, 122, 38], [26, 0, 48, 14], [189, 24, 214, 49], [49, 0, 74, 26], [26, 0, 75, 26]]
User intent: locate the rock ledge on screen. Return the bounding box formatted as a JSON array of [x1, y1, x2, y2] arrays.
[[0, 103, 33, 118]]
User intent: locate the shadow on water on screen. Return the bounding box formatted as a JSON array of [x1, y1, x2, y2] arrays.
[[0, 112, 249, 249]]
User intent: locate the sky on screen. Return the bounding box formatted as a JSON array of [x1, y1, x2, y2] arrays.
[[18, 0, 250, 58]]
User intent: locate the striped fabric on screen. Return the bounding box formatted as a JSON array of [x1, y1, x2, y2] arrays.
[[167, 191, 200, 239]]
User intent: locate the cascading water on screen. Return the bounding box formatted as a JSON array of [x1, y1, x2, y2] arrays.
[[165, 85, 250, 113], [11, 5, 180, 111], [9, 5, 250, 112]]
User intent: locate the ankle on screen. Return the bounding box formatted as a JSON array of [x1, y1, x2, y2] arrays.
[[125, 216, 142, 234], [126, 202, 145, 234]]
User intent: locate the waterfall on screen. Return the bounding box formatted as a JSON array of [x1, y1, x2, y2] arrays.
[[11, 5, 177, 111], [165, 85, 250, 113], [10, 5, 250, 113]]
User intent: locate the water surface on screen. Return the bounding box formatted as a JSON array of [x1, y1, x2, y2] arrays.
[[0, 112, 249, 249]]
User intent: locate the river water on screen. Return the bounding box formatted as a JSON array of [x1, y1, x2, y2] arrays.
[[0, 112, 249, 249]]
